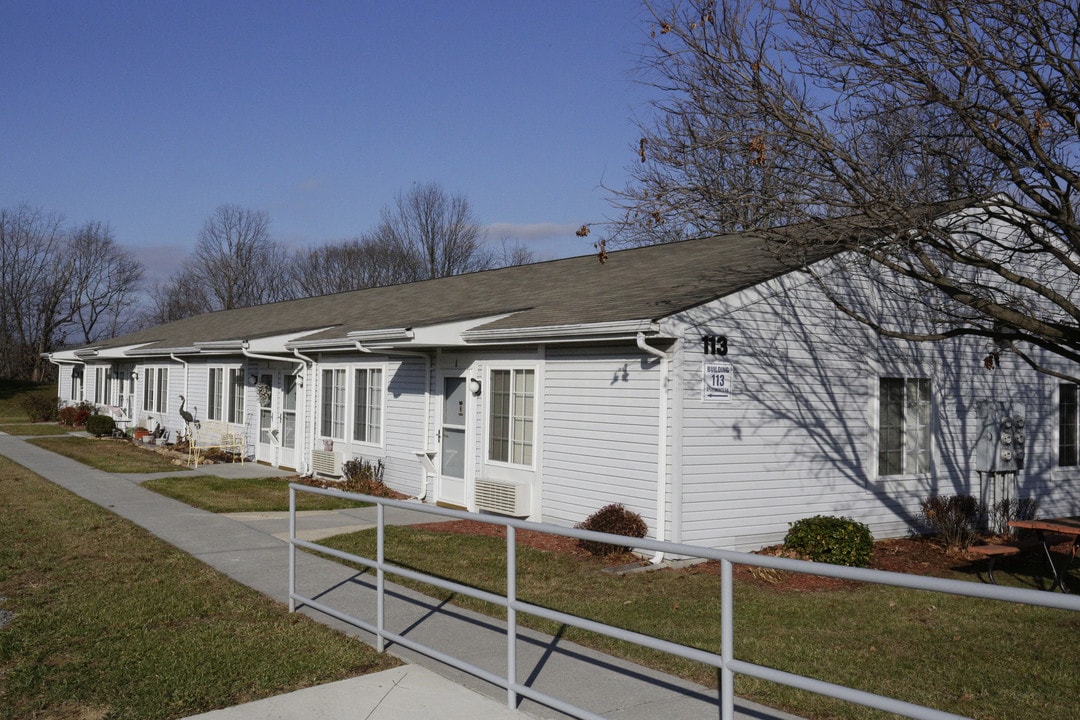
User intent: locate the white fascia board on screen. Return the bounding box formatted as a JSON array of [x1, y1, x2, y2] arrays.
[[346, 327, 415, 344], [74, 343, 160, 361], [461, 319, 660, 344], [125, 345, 201, 357]]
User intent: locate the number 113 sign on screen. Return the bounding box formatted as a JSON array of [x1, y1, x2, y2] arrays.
[[703, 361, 734, 402]]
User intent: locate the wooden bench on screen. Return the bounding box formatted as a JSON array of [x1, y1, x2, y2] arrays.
[[188, 420, 246, 467], [969, 533, 1070, 584]]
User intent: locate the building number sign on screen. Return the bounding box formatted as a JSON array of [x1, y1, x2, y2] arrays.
[[702, 361, 734, 402], [701, 334, 728, 356]]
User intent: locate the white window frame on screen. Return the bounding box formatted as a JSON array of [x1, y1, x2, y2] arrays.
[[321, 367, 347, 440], [487, 366, 537, 468], [143, 366, 170, 414], [70, 368, 83, 402], [352, 365, 384, 446], [876, 376, 931, 477], [208, 366, 245, 424], [94, 366, 115, 406], [228, 368, 245, 424]]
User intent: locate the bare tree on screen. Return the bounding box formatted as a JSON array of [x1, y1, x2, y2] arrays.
[[292, 233, 416, 297], [620, 0, 1080, 373], [0, 205, 143, 379], [373, 182, 494, 281], [157, 205, 298, 319], [69, 221, 144, 344]]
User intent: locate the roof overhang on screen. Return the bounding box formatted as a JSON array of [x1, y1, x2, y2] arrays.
[[461, 319, 661, 345]]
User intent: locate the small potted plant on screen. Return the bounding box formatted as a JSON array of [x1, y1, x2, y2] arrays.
[[133, 427, 151, 442]]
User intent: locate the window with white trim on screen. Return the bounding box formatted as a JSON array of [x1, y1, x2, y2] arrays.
[[321, 368, 346, 439], [489, 368, 535, 466], [94, 367, 114, 405], [228, 368, 244, 424], [1059, 383, 1079, 467], [143, 367, 169, 414], [353, 367, 383, 444], [71, 369, 83, 401], [878, 377, 930, 476], [208, 368, 224, 420], [208, 367, 245, 423]]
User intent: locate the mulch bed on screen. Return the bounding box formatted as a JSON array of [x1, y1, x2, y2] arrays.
[[404, 520, 1022, 592]]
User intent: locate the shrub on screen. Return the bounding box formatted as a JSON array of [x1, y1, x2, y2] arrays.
[[919, 494, 982, 551], [340, 457, 391, 496], [85, 414, 116, 438], [575, 503, 648, 557], [783, 515, 874, 567], [992, 497, 1039, 537], [18, 393, 58, 422], [58, 401, 94, 427]]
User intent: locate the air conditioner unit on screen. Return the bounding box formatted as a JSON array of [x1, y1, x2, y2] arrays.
[[474, 479, 530, 516], [311, 449, 343, 477]]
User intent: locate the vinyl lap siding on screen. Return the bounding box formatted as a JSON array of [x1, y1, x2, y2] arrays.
[[543, 346, 661, 533], [381, 357, 429, 496]]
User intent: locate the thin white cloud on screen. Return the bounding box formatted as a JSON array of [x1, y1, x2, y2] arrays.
[[485, 222, 577, 241]]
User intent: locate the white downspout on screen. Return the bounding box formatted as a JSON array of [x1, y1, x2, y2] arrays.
[[292, 348, 316, 475], [637, 332, 669, 565], [354, 341, 434, 501], [169, 352, 190, 408]]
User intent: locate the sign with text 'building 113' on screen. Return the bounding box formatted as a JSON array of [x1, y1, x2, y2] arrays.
[[703, 361, 734, 401]]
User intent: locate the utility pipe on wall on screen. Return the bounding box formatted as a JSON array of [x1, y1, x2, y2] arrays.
[[636, 332, 669, 565]]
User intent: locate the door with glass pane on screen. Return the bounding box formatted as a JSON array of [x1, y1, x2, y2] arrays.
[[256, 369, 299, 469], [437, 375, 468, 508]]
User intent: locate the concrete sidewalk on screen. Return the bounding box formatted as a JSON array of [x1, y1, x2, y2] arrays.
[[0, 433, 801, 720]]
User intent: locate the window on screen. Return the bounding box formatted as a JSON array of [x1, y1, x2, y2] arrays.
[[353, 368, 383, 443], [209, 368, 245, 423], [1059, 384, 1079, 467], [208, 368, 224, 420], [143, 367, 169, 414], [71, 369, 83, 401], [489, 369, 535, 465], [94, 367, 113, 405], [228, 369, 244, 424], [321, 368, 346, 439], [878, 377, 930, 476]]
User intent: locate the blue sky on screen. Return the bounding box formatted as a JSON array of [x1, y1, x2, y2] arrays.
[[1, 1, 656, 283]]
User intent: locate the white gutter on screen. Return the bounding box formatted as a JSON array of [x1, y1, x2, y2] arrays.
[[637, 332, 669, 565], [354, 340, 434, 502]]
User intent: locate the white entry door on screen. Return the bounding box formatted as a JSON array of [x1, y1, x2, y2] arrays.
[[256, 370, 299, 469], [437, 375, 469, 508]]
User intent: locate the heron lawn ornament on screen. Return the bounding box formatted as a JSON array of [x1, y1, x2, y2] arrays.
[[178, 395, 196, 425]]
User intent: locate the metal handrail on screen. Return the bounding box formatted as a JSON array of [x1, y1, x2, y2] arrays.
[[287, 484, 1080, 720]]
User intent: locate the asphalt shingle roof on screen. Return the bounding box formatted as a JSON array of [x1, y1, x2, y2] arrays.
[[86, 200, 974, 353]]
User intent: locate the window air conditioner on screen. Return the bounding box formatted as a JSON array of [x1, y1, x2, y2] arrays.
[[310, 449, 343, 477], [474, 479, 530, 516]]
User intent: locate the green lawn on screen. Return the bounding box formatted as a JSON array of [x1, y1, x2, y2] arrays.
[[0, 423, 72, 436], [0, 456, 397, 720], [318, 525, 1080, 720], [142, 475, 371, 513], [28, 435, 183, 472], [0, 379, 56, 423]]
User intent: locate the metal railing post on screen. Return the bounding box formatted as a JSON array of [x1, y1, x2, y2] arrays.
[[288, 486, 296, 612], [507, 525, 518, 709], [721, 558, 734, 720], [376, 502, 385, 653]]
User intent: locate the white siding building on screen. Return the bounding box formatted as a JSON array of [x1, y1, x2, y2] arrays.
[[49, 201, 1080, 551]]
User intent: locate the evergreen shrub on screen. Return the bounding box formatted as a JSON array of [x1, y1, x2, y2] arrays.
[[85, 414, 116, 438], [784, 514, 874, 567]]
